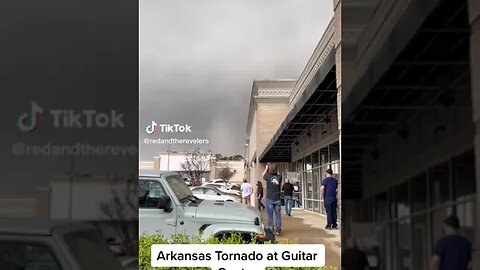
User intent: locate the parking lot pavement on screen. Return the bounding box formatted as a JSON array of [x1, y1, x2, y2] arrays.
[[261, 208, 341, 268]]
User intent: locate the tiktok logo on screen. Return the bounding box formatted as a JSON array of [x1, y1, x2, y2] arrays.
[[17, 101, 44, 132], [146, 120, 158, 134]]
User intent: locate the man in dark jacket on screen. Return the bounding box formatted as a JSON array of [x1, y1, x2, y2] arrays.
[[321, 168, 338, 229], [431, 215, 472, 270], [342, 237, 369, 270]]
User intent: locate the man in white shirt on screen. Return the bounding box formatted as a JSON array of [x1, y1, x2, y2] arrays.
[[240, 179, 253, 205]]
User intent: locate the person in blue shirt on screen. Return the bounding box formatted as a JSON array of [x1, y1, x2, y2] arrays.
[[431, 215, 472, 270], [321, 168, 338, 230]]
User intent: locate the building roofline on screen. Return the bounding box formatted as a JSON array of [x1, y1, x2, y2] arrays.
[[245, 80, 297, 135]]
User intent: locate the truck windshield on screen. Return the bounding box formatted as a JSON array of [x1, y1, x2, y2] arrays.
[[166, 174, 193, 201], [63, 228, 124, 270]]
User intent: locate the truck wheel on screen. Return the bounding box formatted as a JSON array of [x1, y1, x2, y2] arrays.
[[264, 229, 277, 244], [215, 232, 253, 243]]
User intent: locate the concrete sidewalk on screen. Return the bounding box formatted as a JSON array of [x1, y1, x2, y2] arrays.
[[261, 208, 341, 268]]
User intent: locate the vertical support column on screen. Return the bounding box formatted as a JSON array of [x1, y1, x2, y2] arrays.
[[469, 0, 480, 268], [35, 187, 51, 218], [255, 162, 267, 208]]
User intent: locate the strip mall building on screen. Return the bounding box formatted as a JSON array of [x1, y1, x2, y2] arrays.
[[245, 0, 479, 269]]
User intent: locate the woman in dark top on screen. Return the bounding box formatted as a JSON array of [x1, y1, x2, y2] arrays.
[[256, 181, 266, 211]]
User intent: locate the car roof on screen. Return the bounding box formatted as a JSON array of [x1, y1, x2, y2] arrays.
[[0, 218, 93, 236], [193, 186, 219, 190], [193, 186, 230, 195], [139, 169, 180, 178], [207, 183, 228, 188]]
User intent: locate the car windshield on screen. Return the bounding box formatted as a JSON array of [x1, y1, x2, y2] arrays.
[[166, 174, 193, 201], [62, 228, 124, 270], [208, 186, 229, 195], [230, 185, 240, 191]]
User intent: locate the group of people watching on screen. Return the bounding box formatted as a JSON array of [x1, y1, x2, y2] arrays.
[[240, 163, 339, 236]]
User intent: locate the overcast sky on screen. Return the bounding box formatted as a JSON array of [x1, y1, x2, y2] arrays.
[[140, 0, 333, 160]]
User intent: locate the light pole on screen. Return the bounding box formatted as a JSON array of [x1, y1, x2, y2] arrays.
[[68, 156, 74, 220], [167, 143, 171, 171]]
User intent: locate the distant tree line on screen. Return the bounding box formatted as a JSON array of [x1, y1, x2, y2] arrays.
[[215, 154, 243, 161]]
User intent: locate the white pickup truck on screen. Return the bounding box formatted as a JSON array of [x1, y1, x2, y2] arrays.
[[139, 170, 273, 243], [0, 218, 126, 270]]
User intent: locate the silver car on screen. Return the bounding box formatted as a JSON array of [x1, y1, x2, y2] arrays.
[[190, 186, 241, 203]]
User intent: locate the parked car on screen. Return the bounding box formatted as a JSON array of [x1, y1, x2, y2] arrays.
[[190, 186, 240, 203], [212, 179, 228, 184], [228, 183, 241, 191], [0, 218, 125, 270], [139, 170, 272, 243], [212, 180, 241, 190], [202, 183, 241, 196]]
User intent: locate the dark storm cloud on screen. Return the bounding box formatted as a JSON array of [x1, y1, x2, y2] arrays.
[[140, 0, 333, 160]]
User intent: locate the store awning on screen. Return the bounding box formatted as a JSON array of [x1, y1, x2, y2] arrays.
[[342, 0, 471, 199], [259, 50, 337, 163]]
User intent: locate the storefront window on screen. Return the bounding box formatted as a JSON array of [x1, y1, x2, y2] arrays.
[[397, 218, 412, 270], [375, 192, 388, 222], [293, 141, 341, 214], [305, 155, 312, 170], [389, 223, 397, 270], [306, 200, 313, 211], [429, 162, 451, 206], [313, 200, 320, 213], [452, 150, 476, 200], [389, 188, 396, 220], [312, 168, 320, 200], [312, 151, 319, 168], [306, 171, 313, 200], [412, 214, 428, 270], [456, 201, 475, 242], [396, 182, 410, 218], [329, 142, 339, 162], [411, 173, 427, 212], [320, 147, 328, 166], [363, 198, 375, 222]]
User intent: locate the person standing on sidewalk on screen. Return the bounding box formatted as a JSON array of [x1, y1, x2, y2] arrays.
[[431, 215, 472, 270], [240, 179, 253, 205], [282, 178, 294, 216], [341, 237, 370, 270], [262, 163, 282, 236], [256, 181, 266, 211], [321, 168, 338, 230]]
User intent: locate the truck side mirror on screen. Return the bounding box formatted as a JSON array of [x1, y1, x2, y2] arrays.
[[157, 195, 173, 213]]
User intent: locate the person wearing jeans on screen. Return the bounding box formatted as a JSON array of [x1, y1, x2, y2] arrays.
[[262, 163, 282, 235], [266, 199, 281, 233], [282, 178, 294, 216]]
